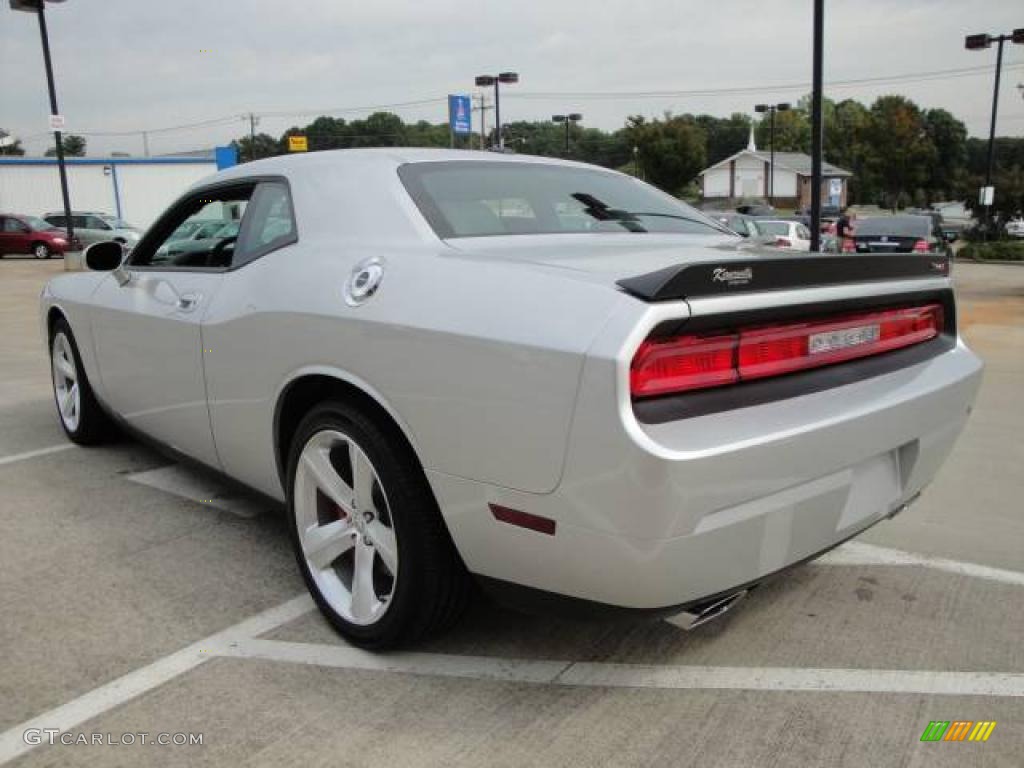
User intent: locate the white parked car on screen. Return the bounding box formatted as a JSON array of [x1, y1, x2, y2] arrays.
[[1006, 216, 1024, 239], [754, 219, 812, 251], [40, 149, 982, 647]]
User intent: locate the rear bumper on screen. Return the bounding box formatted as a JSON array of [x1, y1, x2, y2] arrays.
[[431, 337, 982, 610]]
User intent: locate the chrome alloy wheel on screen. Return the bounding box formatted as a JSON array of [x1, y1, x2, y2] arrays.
[[294, 429, 398, 626], [51, 332, 81, 432], [34, 244, 50, 259]]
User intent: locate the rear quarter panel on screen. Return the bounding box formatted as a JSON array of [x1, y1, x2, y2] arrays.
[[201, 238, 625, 499]]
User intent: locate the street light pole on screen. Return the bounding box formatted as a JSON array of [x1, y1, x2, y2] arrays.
[[474, 72, 518, 149], [551, 113, 582, 156], [966, 29, 1024, 236], [809, 0, 825, 252], [13, 0, 74, 247], [754, 103, 790, 206]]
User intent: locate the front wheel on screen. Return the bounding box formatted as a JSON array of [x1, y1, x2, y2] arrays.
[[287, 401, 470, 648], [33, 243, 51, 260], [50, 319, 116, 444]]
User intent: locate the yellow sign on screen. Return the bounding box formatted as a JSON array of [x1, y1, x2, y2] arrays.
[[288, 136, 308, 152]]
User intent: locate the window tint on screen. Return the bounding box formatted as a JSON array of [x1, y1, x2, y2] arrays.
[[72, 216, 90, 229], [84, 216, 110, 230], [400, 161, 726, 238], [132, 186, 253, 269], [47, 215, 67, 228], [233, 181, 297, 265], [3, 217, 27, 233]]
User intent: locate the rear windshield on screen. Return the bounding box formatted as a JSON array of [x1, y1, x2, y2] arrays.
[[399, 161, 727, 238], [756, 221, 790, 236], [856, 216, 930, 237]]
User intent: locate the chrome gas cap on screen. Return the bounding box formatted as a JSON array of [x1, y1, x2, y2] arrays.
[[344, 257, 385, 306]]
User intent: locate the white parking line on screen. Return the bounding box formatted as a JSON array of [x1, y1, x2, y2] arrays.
[[818, 541, 1024, 587], [0, 595, 314, 766], [0, 443, 73, 467], [4, 516, 1023, 765], [221, 638, 1024, 699]]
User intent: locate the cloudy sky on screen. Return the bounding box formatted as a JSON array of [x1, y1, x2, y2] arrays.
[[2, 0, 1022, 157]]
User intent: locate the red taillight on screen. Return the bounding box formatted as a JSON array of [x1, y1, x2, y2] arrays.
[[912, 238, 930, 253], [630, 333, 738, 397], [631, 304, 943, 398], [775, 237, 793, 248], [841, 237, 856, 253]]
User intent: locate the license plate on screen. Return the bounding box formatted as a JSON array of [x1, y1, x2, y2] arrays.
[[808, 324, 881, 355]]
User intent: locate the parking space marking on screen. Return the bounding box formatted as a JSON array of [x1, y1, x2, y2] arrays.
[[0, 443, 73, 467], [818, 541, 1024, 587], [219, 638, 1024, 699], [125, 465, 267, 518], [0, 595, 314, 766]]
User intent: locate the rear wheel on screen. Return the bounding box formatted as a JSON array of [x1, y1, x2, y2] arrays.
[[33, 243, 51, 260], [50, 319, 115, 444], [287, 401, 469, 648]]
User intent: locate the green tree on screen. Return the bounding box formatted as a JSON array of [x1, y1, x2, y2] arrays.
[[825, 99, 876, 204], [44, 134, 86, 157], [0, 129, 25, 156], [865, 95, 935, 208], [697, 113, 751, 166], [755, 107, 810, 152], [231, 132, 282, 162], [922, 108, 968, 203], [628, 114, 707, 196]]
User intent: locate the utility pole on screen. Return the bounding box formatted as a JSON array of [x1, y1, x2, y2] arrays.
[[473, 94, 492, 150], [142, 130, 150, 158], [247, 112, 259, 161]]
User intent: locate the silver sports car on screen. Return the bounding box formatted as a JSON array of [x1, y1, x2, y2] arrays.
[[41, 149, 982, 647]]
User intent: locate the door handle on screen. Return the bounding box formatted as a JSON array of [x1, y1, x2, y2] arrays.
[[176, 293, 202, 312]]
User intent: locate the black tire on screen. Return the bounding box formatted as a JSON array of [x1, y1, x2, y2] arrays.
[[287, 400, 470, 648], [49, 318, 117, 444], [33, 242, 51, 260]]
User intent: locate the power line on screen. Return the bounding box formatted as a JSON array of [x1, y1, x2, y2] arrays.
[[508, 62, 1024, 101]]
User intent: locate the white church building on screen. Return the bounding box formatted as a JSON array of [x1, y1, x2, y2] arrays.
[[698, 129, 851, 210]]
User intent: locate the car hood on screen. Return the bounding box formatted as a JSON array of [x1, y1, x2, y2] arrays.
[[442, 233, 759, 288]]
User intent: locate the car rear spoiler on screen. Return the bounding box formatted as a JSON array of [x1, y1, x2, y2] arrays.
[[617, 253, 950, 302]]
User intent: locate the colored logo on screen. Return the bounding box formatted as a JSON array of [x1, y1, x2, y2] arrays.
[[920, 721, 996, 742]]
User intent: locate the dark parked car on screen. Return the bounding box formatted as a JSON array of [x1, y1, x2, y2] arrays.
[[846, 215, 950, 256], [0, 213, 81, 259]]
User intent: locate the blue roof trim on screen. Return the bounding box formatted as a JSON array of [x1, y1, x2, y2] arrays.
[[0, 157, 215, 166]]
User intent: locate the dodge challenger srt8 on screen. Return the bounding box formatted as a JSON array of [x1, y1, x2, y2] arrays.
[[40, 149, 982, 647]]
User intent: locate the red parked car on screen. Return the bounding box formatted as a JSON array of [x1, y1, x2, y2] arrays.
[[0, 213, 80, 259]]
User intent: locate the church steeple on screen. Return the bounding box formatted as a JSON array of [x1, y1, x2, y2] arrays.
[[747, 122, 757, 152]]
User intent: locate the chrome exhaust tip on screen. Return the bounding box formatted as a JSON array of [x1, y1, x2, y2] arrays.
[[664, 589, 749, 631]]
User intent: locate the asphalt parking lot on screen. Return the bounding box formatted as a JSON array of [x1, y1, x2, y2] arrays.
[[1, 257, 1022, 767]]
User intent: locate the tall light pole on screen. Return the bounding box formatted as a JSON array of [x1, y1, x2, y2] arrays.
[[474, 72, 518, 150], [11, 0, 74, 247], [809, 0, 824, 252], [551, 113, 582, 156], [965, 29, 1024, 235], [754, 102, 791, 205]]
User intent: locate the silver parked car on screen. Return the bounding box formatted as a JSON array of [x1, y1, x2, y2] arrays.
[[43, 211, 142, 248], [40, 149, 982, 648]]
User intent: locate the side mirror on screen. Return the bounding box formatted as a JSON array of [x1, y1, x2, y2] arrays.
[[84, 241, 124, 271]]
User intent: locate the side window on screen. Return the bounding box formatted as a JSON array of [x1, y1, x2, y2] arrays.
[[85, 216, 111, 230], [2, 218, 19, 233], [797, 224, 811, 239], [72, 216, 90, 230], [130, 185, 254, 269], [233, 181, 297, 267], [47, 215, 66, 228]]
